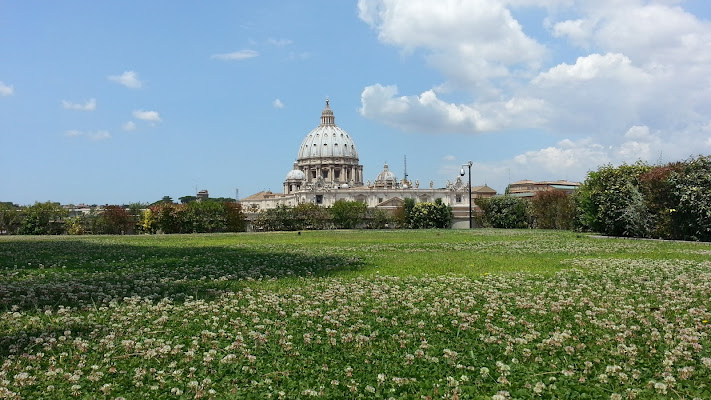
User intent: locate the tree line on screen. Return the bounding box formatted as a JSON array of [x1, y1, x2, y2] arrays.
[[0, 199, 247, 235], [474, 155, 711, 241], [253, 198, 453, 231], [3, 155, 709, 240]]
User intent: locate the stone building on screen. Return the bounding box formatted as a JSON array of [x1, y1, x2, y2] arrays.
[[240, 100, 496, 227]]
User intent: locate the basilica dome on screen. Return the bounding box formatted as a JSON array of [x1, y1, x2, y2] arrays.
[[297, 100, 359, 161], [284, 100, 364, 194]]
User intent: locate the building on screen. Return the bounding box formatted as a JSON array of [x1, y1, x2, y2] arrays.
[[240, 100, 497, 228], [507, 179, 581, 198]]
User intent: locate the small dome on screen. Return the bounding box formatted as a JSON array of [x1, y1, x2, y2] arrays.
[[286, 162, 306, 181], [341, 183, 349, 189], [376, 163, 397, 183]]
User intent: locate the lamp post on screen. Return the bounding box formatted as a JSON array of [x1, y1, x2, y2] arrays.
[[460, 161, 473, 229]]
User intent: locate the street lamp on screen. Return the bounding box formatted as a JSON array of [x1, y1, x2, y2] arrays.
[[460, 161, 473, 229]]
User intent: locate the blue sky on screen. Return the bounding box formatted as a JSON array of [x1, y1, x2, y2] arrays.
[[2, 1, 710, 205]]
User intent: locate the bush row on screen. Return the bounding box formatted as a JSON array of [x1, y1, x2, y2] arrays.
[[576, 155, 711, 241], [253, 199, 453, 231], [0, 201, 247, 235]]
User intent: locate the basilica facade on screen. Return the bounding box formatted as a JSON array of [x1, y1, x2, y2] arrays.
[[240, 100, 496, 226]]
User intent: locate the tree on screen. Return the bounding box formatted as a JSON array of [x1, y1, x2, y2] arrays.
[[96, 205, 134, 234], [409, 199, 453, 229], [531, 190, 576, 230], [476, 196, 530, 229], [292, 203, 330, 230], [156, 196, 174, 205], [179, 196, 197, 204], [393, 198, 416, 228], [330, 200, 367, 229], [575, 162, 652, 236], [223, 202, 247, 232], [19, 201, 68, 235], [0, 203, 20, 234]]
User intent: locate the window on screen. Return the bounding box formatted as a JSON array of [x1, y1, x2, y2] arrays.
[[312, 171, 317, 179], [456, 195, 462, 203], [334, 170, 340, 179], [316, 195, 323, 204]]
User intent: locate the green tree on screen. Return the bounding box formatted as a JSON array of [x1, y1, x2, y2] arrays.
[[0, 203, 21, 234], [96, 205, 134, 234], [409, 199, 453, 229], [476, 196, 530, 229], [223, 202, 248, 232], [19, 201, 68, 235], [667, 155, 711, 241], [330, 200, 367, 229], [531, 190, 576, 230], [179, 196, 197, 204], [575, 162, 652, 236], [292, 203, 330, 230]]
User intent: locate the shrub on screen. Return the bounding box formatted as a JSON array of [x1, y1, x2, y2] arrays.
[[330, 200, 367, 229], [575, 162, 652, 237], [18, 201, 68, 235], [409, 199, 452, 229], [530, 190, 576, 230], [476, 196, 530, 229]]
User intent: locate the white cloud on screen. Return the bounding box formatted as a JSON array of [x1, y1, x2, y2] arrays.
[[62, 98, 96, 111], [122, 121, 136, 131], [273, 99, 284, 109], [356, 0, 711, 189], [358, 0, 545, 88], [132, 110, 161, 122], [0, 81, 13, 96], [64, 129, 83, 137], [211, 50, 259, 61], [89, 131, 111, 141], [64, 130, 111, 141], [267, 38, 293, 47], [108, 71, 142, 89], [443, 155, 456, 161], [360, 83, 546, 133]]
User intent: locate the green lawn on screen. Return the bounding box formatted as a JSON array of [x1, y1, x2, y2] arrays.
[[0, 230, 709, 399]]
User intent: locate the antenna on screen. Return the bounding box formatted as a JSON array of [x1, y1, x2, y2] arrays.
[[404, 155, 408, 182], [235, 188, 239, 202]]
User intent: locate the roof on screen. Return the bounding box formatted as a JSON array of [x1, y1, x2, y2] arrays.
[[472, 185, 497, 194], [240, 191, 289, 201]]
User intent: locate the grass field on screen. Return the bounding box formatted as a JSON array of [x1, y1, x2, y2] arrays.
[[1, 229, 710, 399]]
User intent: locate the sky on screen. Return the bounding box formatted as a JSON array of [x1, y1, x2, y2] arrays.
[[1, 0, 710, 206]]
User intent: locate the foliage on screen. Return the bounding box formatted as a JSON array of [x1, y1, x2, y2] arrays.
[[148, 201, 247, 233], [330, 200, 367, 229], [65, 216, 85, 235], [364, 208, 393, 229], [409, 198, 452, 229], [575, 162, 653, 237], [18, 201, 68, 235], [95, 205, 134, 234], [0, 203, 20, 234], [292, 203, 331, 230], [530, 190, 576, 229], [254, 204, 297, 231], [0, 231, 710, 398], [393, 198, 416, 228], [577, 156, 711, 241], [476, 196, 530, 228], [223, 202, 248, 232], [667, 155, 711, 241]]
